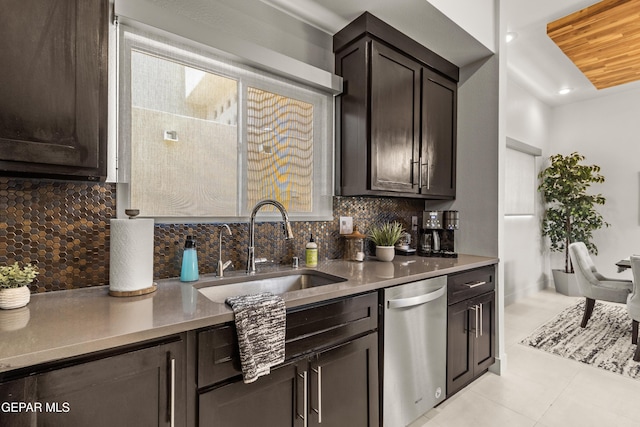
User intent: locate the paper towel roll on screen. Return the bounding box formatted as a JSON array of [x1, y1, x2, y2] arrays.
[[109, 218, 155, 295]]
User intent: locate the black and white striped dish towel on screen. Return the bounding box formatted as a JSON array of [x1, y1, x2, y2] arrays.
[[225, 292, 286, 383]]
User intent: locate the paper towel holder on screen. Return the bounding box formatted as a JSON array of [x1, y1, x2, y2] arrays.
[[109, 209, 158, 298], [125, 209, 140, 218]]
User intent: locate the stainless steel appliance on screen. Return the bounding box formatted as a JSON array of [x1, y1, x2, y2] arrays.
[[419, 210, 459, 257], [382, 276, 447, 426]]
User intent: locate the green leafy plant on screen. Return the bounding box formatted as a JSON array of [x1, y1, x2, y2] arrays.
[[538, 152, 608, 274], [368, 221, 405, 247], [0, 262, 39, 289]]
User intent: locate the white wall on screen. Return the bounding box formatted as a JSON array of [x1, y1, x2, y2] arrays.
[[427, 0, 496, 52], [441, 56, 500, 258], [550, 89, 640, 281], [503, 78, 553, 304]]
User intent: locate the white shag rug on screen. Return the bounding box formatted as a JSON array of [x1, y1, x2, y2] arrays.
[[520, 300, 640, 379]]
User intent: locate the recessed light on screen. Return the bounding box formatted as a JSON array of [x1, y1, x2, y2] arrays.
[[506, 32, 518, 43], [558, 87, 573, 95]]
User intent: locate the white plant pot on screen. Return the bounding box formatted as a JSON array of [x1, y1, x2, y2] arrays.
[[0, 286, 31, 310], [552, 269, 581, 297], [376, 246, 396, 262]]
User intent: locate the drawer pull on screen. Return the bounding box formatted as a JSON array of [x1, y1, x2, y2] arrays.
[[297, 371, 308, 427], [312, 365, 323, 423], [463, 280, 486, 289]]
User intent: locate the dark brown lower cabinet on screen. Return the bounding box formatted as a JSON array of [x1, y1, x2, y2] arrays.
[[198, 333, 378, 427], [0, 336, 185, 427], [447, 291, 495, 396]]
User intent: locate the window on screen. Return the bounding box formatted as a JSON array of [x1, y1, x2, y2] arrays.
[[117, 28, 333, 221], [505, 138, 542, 216]]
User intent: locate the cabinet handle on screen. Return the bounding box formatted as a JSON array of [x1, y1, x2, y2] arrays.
[[463, 280, 486, 288], [412, 159, 421, 189], [469, 305, 479, 338], [413, 159, 429, 189], [297, 371, 308, 427], [312, 366, 323, 423], [166, 353, 176, 427], [479, 303, 483, 337], [425, 161, 430, 190]]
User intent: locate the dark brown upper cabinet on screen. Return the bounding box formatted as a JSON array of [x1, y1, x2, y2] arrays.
[[0, 0, 109, 181], [334, 12, 458, 199]]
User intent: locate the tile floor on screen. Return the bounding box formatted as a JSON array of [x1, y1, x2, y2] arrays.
[[409, 288, 640, 427]]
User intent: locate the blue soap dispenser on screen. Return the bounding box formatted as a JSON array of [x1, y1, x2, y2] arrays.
[[180, 235, 199, 282]]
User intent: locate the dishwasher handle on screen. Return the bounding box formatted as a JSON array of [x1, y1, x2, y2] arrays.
[[387, 285, 446, 309]]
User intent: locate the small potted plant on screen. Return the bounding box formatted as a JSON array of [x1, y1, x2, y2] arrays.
[[369, 221, 404, 262], [538, 152, 608, 295], [0, 262, 39, 309]]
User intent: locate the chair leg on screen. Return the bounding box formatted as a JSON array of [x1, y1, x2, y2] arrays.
[[581, 298, 596, 328], [633, 320, 639, 345]]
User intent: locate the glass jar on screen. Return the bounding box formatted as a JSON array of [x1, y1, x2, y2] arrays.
[[344, 226, 366, 262]]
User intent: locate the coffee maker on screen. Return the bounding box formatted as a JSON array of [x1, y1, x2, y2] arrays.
[[418, 210, 459, 257]]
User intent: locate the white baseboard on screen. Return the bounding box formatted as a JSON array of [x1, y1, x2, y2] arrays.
[[489, 352, 507, 375], [504, 277, 548, 306]]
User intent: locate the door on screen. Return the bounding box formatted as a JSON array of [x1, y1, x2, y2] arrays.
[[198, 360, 304, 427], [309, 334, 378, 427], [0, 338, 185, 427], [370, 41, 421, 193], [447, 291, 495, 396], [447, 298, 475, 396], [473, 291, 496, 373], [421, 68, 457, 197], [0, 0, 108, 180]]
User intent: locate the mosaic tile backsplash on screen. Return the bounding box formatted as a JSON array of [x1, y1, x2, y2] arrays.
[[0, 178, 424, 293]]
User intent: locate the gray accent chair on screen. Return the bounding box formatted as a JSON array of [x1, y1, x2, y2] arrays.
[[568, 242, 632, 328], [627, 255, 640, 361]]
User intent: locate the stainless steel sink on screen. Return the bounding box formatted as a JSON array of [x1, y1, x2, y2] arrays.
[[195, 269, 347, 303]]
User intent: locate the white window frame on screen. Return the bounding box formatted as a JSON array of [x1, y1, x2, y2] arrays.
[[505, 137, 542, 216], [116, 26, 334, 222]]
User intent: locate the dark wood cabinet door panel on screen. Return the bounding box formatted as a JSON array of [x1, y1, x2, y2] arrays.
[[0, 338, 186, 427], [473, 291, 496, 373], [370, 41, 420, 194], [198, 361, 303, 427], [446, 298, 474, 395], [0, 0, 108, 180], [422, 69, 457, 197], [309, 334, 378, 427]]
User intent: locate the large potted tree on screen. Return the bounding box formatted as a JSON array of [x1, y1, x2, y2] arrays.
[[538, 152, 608, 296]]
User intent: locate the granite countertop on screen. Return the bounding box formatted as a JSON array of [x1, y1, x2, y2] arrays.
[[0, 254, 497, 374]]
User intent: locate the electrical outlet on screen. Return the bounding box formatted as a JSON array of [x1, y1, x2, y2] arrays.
[[412, 216, 418, 231], [340, 217, 353, 234]]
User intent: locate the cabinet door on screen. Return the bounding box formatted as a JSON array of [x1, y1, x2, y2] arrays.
[[309, 333, 378, 427], [421, 68, 457, 198], [473, 291, 496, 374], [198, 360, 304, 427], [0, 338, 185, 427], [370, 41, 421, 194], [0, 0, 108, 180], [446, 299, 474, 396], [447, 292, 495, 397]]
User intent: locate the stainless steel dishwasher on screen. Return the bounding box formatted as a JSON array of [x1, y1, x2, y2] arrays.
[[382, 276, 447, 427]]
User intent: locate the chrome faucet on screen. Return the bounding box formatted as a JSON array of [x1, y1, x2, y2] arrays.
[[247, 199, 294, 273], [217, 224, 232, 277]]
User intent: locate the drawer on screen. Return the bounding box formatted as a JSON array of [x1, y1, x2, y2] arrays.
[[447, 265, 495, 305], [197, 292, 378, 388]]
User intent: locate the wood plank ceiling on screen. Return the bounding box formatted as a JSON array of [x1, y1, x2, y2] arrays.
[[547, 0, 640, 90]]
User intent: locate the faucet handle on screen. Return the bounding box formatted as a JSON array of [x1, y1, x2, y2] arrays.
[[283, 222, 294, 239], [292, 257, 299, 269]]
